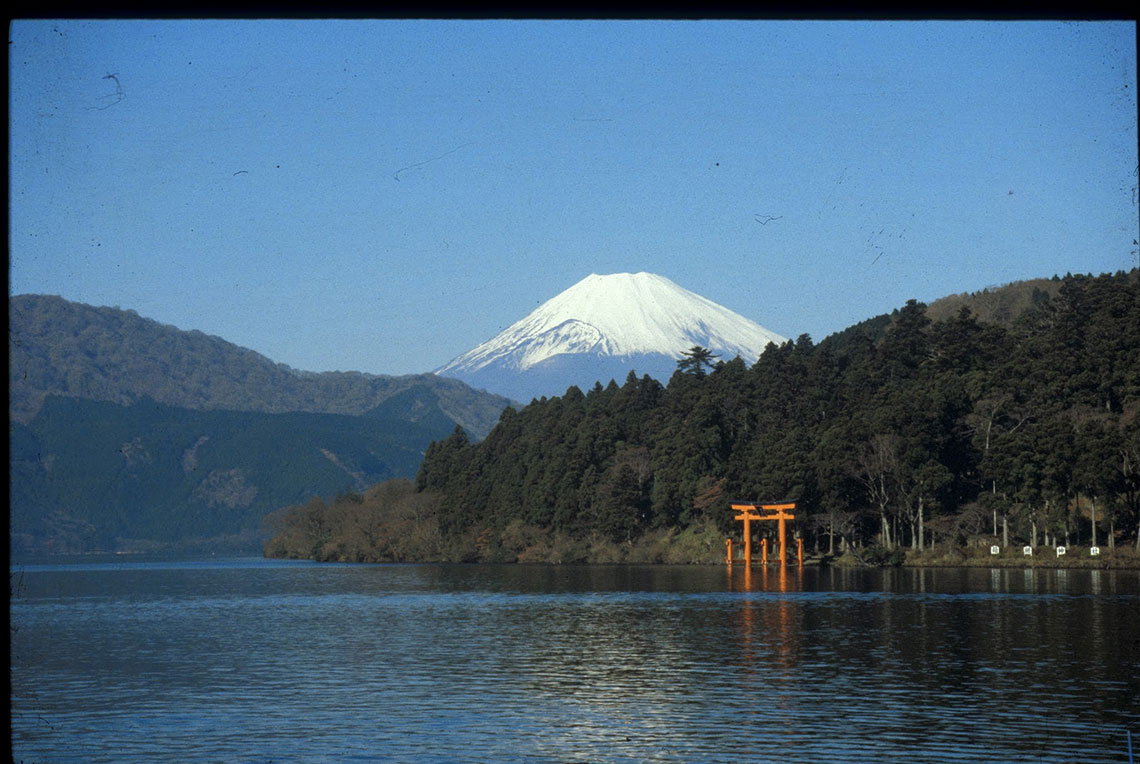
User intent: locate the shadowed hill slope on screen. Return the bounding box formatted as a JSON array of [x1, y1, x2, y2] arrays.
[[9, 294, 511, 438]]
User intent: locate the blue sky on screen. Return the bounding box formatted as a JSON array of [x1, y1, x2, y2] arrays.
[[9, 20, 1138, 376]]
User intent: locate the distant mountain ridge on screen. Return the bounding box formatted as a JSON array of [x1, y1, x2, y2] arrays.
[[436, 272, 786, 401], [7, 294, 513, 554], [9, 294, 510, 438]]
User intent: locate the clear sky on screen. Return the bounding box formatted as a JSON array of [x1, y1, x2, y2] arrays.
[[9, 20, 1138, 376]]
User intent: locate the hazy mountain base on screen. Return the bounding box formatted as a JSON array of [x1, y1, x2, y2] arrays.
[[262, 479, 1140, 569], [10, 396, 457, 554], [439, 350, 683, 406]]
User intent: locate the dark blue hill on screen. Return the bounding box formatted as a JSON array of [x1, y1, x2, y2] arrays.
[[10, 395, 454, 554]]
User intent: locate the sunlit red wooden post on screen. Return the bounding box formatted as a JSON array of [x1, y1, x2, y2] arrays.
[[797, 537, 804, 566], [725, 538, 732, 564], [779, 510, 787, 564], [743, 512, 751, 566], [761, 538, 768, 565], [734, 508, 752, 567], [732, 504, 762, 567]]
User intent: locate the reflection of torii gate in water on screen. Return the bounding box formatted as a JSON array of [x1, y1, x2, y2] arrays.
[[728, 501, 802, 566]]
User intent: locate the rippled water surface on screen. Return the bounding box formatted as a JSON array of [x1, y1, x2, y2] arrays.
[[10, 559, 1140, 763]]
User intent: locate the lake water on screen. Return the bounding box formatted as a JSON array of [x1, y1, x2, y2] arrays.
[[9, 558, 1140, 763]]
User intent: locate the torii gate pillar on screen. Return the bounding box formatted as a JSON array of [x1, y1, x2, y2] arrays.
[[733, 506, 759, 566]]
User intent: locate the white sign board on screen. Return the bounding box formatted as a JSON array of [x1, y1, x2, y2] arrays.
[[1090, 546, 1100, 556], [990, 545, 1000, 555], [1023, 546, 1033, 556], [1056, 546, 1066, 556]]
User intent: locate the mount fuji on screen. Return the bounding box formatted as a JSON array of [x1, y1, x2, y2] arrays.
[[434, 272, 787, 403]]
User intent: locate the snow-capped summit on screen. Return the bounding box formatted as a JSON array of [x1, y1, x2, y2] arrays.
[[435, 272, 787, 402]]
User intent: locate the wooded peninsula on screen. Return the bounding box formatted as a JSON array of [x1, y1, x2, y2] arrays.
[[264, 271, 1140, 568]]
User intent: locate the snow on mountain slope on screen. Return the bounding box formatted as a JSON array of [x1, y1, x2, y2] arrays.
[[435, 272, 787, 402], [439, 273, 785, 372]]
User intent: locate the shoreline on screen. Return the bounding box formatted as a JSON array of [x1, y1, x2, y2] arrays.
[[726, 558, 1140, 571], [884, 545, 1140, 570], [13, 542, 1140, 571], [11, 552, 1140, 571]]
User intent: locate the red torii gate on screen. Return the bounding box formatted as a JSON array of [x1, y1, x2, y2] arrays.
[[730, 501, 799, 566]]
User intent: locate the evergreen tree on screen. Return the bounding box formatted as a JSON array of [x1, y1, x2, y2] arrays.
[[677, 345, 719, 377]]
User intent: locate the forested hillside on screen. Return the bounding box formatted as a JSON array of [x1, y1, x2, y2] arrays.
[[10, 393, 460, 554], [8, 294, 511, 439], [8, 294, 515, 554], [266, 271, 1140, 564], [926, 276, 1062, 325]]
